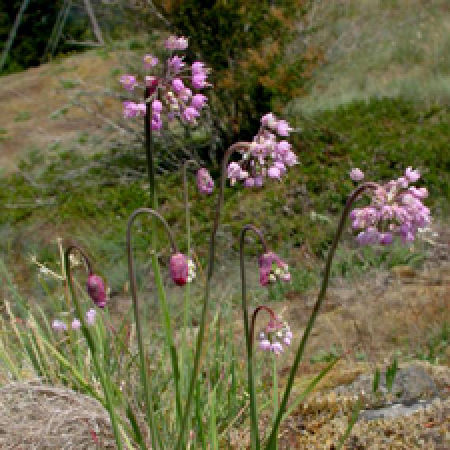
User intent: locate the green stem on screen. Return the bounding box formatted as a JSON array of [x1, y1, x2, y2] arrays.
[[272, 354, 278, 450], [64, 245, 123, 450], [175, 142, 249, 450], [264, 182, 378, 449], [240, 225, 269, 450], [127, 208, 183, 447]]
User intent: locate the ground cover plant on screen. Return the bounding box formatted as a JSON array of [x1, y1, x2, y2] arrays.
[[0, 32, 441, 449]]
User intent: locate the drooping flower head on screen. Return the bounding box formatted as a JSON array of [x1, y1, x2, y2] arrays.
[[87, 274, 107, 308], [259, 252, 291, 287], [350, 167, 431, 245], [196, 168, 214, 195], [258, 317, 292, 355], [227, 113, 297, 187], [169, 253, 189, 286]]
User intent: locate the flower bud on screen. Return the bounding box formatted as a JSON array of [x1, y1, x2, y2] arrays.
[[169, 253, 189, 286], [87, 274, 107, 308]]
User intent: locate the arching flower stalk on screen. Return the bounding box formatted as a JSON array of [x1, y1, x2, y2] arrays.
[[265, 172, 431, 450], [63, 244, 122, 450], [240, 224, 292, 450], [176, 115, 296, 450], [249, 305, 292, 450], [126, 208, 188, 448]]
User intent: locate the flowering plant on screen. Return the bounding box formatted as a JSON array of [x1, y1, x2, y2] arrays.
[[119, 35, 211, 128]]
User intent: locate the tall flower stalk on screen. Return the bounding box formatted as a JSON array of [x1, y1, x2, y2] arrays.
[[264, 182, 379, 449], [239, 224, 268, 450], [176, 113, 296, 449], [127, 208, 189, 447], [63, 244, 123, 450]]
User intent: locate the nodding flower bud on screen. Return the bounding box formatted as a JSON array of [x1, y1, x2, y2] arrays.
[[196, 168, 214, 195], [87, 274, 107, 308], [258, 252, 291, 287], [169, 253, 189, 286]]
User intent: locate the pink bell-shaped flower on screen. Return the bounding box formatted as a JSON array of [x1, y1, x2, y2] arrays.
[[87, 274, 107, 308], [169, 253, 189, 286]]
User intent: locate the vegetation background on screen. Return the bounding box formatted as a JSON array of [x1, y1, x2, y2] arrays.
[[1, 1, 450, 448]]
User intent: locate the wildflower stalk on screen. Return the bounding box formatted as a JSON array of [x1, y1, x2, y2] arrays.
[[63, 245, 123, 450], [126, 207, 183, 447], [240, 224, 269, 450], [181, 159, 199, 362], [176, 142, 249, 450], [264, 182, 378, 449]]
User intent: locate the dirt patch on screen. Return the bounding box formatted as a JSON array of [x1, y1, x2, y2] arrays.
[[0, 51, 124, 173]]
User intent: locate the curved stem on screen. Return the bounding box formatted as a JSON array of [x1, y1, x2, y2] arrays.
[[264, 182, 378, 449], [64, 245, 123, 450], [240, 224, 269, 450], [249, 305, 278, 354], [176, 142, 249, 449], [126, 207, 180, 449]]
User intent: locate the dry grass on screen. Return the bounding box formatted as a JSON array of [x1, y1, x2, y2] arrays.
[[0, 379, 116, 449]]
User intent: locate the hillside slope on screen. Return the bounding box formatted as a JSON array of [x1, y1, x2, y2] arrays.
[[289, 0, 450, 113]]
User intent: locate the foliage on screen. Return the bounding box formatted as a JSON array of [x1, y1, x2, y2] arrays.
[[0, 0, 87, 75], [157, 0, 316, 148]]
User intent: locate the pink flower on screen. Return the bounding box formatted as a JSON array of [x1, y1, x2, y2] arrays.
[[87, 274, 107, 308], [152, 100, 163, 113], [172, 78, 184, 93], [169, 253, 189, 286], [257, 320, 292, 355], [405, 167, 420, 183], [268, 166, 282, 180], [71, 318, 81, 330], [276, 120, 292, 136], [191, 94, 208, 110], [261, 113, 277, 128], [244, 178, 255, 188], [86, 308, 96, 325], [179, 88, 192, 103], [258, 252, 290, 286], [192, 73, 210, 89], [143, 54, 159, 69], [276, 140, 291, 156], [52, 319, 67, 331], [350, 168, 364, 181], [123, 102, 137, 118], [196, 168, 214, 194], [168, 55, 185, 72], [152, 113, 163, 131], [165, 35, 188, 51], [120, 75, 138, 91], [145, 76, 159, 89], [191, 61, 207, 75], [182, 106, 199, 123]]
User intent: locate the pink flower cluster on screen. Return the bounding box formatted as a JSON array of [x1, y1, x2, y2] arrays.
[[350, 167, 431, 245], [259, 252, 291, 286], [120, 35, 210, 130], [258, 318, 292, 355], [52, 308, 97, 332], [227, 113, 297, 187]]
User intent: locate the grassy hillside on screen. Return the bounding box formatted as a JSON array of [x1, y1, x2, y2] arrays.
[[290, 0, 450, 113]]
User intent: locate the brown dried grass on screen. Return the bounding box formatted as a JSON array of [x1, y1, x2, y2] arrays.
[[0, 379, 116, 449]]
